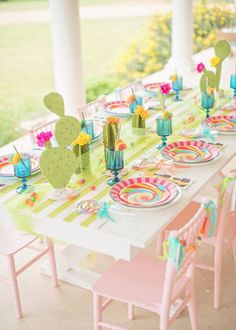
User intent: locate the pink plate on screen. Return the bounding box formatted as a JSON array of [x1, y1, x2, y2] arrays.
[[0, 153, 40, 177], [202, 115, 236, 133], [161, 140, 221, 164], [110, 177, 180, 208], [104, 101, 130, 116]]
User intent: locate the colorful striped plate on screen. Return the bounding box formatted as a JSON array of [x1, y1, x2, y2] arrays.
[[202, 115, 236, 134], [110, 177, 181, 208], [161, 140, 221, 165]]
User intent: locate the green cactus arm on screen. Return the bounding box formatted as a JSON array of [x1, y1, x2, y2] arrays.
[[200, 70, 216, 92], [55, 116, 81, 147], [44, 92, 65, 117], [215, 40, 231, 60]]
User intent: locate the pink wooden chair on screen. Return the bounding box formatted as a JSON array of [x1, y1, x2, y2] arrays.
[[92, 204, 205, 330], [0, 223, 58, 318], [76, 97, 106, 120], [157, 170, 236, 309]]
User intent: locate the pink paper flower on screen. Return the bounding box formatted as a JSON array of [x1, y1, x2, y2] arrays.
[[160, 83, 171, 95], [196, 62, 205, 73], [36, 131, 53, 147]]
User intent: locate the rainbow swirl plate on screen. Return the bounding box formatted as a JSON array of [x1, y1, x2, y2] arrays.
[[202, 115, 236, 134], [110, 177, 180, 208], [161, 140, 221, 165]]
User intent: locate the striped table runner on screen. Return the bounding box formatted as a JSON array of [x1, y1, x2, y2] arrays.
[[1, 90, 228, 232]]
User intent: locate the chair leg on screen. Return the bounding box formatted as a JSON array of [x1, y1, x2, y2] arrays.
[[93, 293, 102, 330], [214, 253, 222, 309], [46, 239, 59, 287], [128, 303, 134, 320], [187, 279, 198, 330], [232, 238, 236, 273], [7, 255, 23, 319]]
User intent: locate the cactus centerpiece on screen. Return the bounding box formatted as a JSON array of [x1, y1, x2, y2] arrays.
[[212, 40, 231, 92], [39, 92, 81, 200], [132, 106, 149, 132], [103, 116, 120, 150]]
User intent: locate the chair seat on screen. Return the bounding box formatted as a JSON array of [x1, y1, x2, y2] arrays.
[[93, 253, 187, 306], [0, 224, 37, 256]]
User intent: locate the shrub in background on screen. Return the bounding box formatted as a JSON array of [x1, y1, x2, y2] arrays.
[[115, 0, 235, 84]]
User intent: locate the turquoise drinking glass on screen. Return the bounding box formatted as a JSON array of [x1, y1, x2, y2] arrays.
[[14, 155, 32, 194], [156, 116, 172, 149], [230, 74, 236, 97], [81, 120, 95, 139], [135, 96, 143, 106], [129, 102, 136, 113], [201, 92, 215, 118], [105, 148, 124, 186], [172, 77, 183, 101]]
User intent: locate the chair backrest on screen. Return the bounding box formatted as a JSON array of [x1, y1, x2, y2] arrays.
[[216, 171, 236, 251], [161, 203, 205, 312], [76, 96, 106, 120], [119, 81, 144, 99]]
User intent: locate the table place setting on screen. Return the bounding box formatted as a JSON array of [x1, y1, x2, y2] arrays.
[[2, 39, 236, 240]]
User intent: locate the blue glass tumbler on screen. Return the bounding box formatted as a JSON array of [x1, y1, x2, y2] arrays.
[[230, 74, 236, 98], [129, 102, 136, 113], [172, 77, 183, 101], [201, 92, 215, 118], [156, 117, 172, 149], [81, 120, 95, 139], [105, 148, 124, 186], [14, 155, 32, 194]]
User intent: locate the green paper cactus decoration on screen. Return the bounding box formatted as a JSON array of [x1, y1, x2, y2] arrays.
[[40, 147, 76, 189], [200, 70, 216, 93], [39, 92, 81, 189], [132, 113, 146, 128], [214, 40, 231, 91], [103, 118, 119, 150]]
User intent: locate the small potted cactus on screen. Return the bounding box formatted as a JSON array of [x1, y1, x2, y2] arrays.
[[73, 131, 91, 174], [39, 92, 81, 200], [103, 116, 120, 150], [132, 105, 149, 135]]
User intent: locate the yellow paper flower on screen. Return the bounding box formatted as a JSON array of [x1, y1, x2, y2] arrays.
[[134, 106, 149, 119], [11, 154, 21, 165], [73, 132, 91, 146], [106, 116, 120, 125], [207, 86, 214, 95], [210, 56, 221, 67], [170, 73, 177, 82]]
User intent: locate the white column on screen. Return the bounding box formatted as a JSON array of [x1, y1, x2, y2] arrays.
[[49, 0, 85, 115], [166, 0, 194, 72]]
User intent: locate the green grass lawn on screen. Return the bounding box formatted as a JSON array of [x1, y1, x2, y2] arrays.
[[0, 16, 148, 146]]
